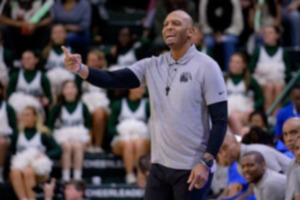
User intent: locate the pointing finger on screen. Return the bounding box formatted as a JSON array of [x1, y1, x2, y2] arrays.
[[61, 46, 72, 57]]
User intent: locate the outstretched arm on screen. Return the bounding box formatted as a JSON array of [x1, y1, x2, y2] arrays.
[[62, 46, 140, 89]]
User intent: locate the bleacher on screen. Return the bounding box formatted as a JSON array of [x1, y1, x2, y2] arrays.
[[0, 153, 144, 200]]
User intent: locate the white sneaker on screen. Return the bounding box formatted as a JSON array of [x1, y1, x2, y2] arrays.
[[126, 173, 136, 184]]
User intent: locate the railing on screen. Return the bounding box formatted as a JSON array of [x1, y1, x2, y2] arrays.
[[266, 69, 300, 115]]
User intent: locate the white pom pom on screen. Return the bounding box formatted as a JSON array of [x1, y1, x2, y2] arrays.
[[46, 68, 74, 93], [54, 126, 90, 144], [11, 148, 39, 170], [31, 155, 53, 176], [8, 92, 42, 114], [116, 119, 148, 139], [82, 92, 110, 113]]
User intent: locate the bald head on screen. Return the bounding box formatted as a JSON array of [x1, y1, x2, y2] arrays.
[[166, 10, 193, 28], [283, 117, 300, 153], [223, 132, 238, 145]]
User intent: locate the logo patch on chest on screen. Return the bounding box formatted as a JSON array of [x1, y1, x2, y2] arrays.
[[180, 72, 192, 82]]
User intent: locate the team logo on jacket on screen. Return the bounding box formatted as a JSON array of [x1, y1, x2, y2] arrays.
[[180, 72, 192, 82]]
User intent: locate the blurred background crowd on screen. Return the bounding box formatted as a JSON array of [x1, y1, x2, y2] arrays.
[[0, 0, 300, 199]]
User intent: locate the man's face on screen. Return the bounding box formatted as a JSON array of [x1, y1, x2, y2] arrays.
[[64, 185, 83, 200], [162, 12, 192, 48], [283, 120, 300, 153], [294, 139, 300, 164], [218, 141, 239, 166], [241, 155, 265, 183], [291, 89, 300, 110]]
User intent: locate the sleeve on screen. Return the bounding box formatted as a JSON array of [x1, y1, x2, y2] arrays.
[[202, 59, 227, 105], [107, 100, 122, 137], [127, 57, 152, 86], [295, 166, 300, 196], [3, 48, 14, 70], [206, 101, 228, 157], [249, 77, 264, 110], [249, 48, 260, 73], [41, 73, 53, 104], [275, 150, 292, 173], [86, 67, 140, 89], [82, 103, 91, 129], [41, 134, 62, 159], [225, 0, 244, 35], [6, 104, 18, 138], [274, 109, 285, 136], [78, 2, 91, 31], [47, 104, 61, 130], [7, 71, 18, 97]]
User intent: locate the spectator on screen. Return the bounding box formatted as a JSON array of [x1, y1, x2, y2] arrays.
[[275, 83, 300, 137], [192, 23, 213, 57], [241, 110, 269, 136], [248, 0, 281, 51], [240, 151, 286, 200], [242, 126, 274, 146], [226, 53, 264, 135], [106, 27, 150, 67], [51, 0, 91, 56], [48, 80, 91, 182], [82, 49, 109, 153], [200, 0, 243, 71], [7, 50, 53, 108], [10, 106, 61, 200], [43, 24, 74, 71], [0, 0, 52, 59], [0, 82, 17, 183], [285, 137, 300, 200], [107, 86, 151, 184], [250, 25, 290, 116], [282, 117, 300, 154], [219, 132, 291, 173], [281, 0, 300, 47], [43, 179, 87, 200]]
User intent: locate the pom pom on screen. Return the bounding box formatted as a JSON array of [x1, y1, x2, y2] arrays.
[[8, 92, 42, 114], [46, 68, 74, 94], [82, 91, 109, 113], [31, 155, 53, 176], [116, 119, 148, 140], [54, 126, 90, 144]]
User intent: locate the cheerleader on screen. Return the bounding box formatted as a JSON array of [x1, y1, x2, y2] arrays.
[[10, 106, 61, 200], [108, 86, 151, 184], [226, 53, 264, 136], [48, 80, 91, 182], [0, 82, 17, 183], [0, 31, 14, 86], [250, 25, 290, 115], [7, 50, 53, 107], [82, 50, 109, 153], [43, 24, 73, 71]]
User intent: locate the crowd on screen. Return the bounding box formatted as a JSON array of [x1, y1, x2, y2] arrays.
[[0, 0, 300, 199]]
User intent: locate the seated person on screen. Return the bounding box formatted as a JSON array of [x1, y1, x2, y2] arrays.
[[240, 151, 286, 200]]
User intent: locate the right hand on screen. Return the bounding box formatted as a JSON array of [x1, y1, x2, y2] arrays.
[[61, 46, 82, 73], [43, 178, 56, 200]]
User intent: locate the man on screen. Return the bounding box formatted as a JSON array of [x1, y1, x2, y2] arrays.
[[219, 133, 291, 173], [275, 83, 300, 137], [240, 151, 286, 200], [284, 130, 300, 200], [63, 10, 228, 200], [43, 179, 87, 200], [283, 117, 300, 154]]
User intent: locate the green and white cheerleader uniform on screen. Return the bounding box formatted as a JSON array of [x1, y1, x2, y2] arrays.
[[10, 128, 61, 176], [48, 101, 91, 144], [108, 98, 151, 147], [250, 45, 290, 85], [226, 75, 264, 114]]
